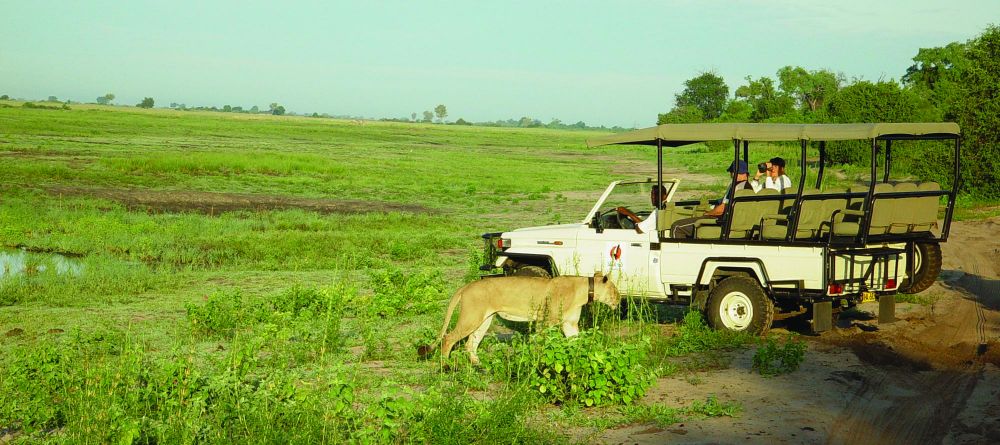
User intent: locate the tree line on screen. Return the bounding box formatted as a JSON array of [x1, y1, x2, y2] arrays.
[[657, 25, 1000, 198]]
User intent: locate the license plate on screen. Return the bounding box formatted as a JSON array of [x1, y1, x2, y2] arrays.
[[860, 291, 876, 303]]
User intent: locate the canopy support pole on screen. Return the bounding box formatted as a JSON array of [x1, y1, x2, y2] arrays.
[[816, 141, 826, 189], [942, 137, 960, 240], [657, 139, 663, 210], [721, 139, 740, 240], [883, 139, 893, 183], [786, 139, 809, 241], [859, 139, 879, 246]]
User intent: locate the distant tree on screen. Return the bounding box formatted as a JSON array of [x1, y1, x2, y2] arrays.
[[902, 42, 968, 110], [572, 121, 587, 129], [675, 72, 729, 120], [734, 76, 796, 121], [223, 105, 232, 112], [717, 99, 754, 122], [232, 106, 243, 113], [269, 103, 285, 115], [657, 105, 703, 124], [250, 105, 259, 113], [434, 104, 448, 123], [422, 110, 433, 122], [0, 94, 9, 100], [47, 96, 58, 102], [454, 117, 472, 125], [777, 66, 843, 112], [411, 112, 417, 121], [96, 93, 115, 105], [169, 102, 179, 108], [137, 97, 154, 108]]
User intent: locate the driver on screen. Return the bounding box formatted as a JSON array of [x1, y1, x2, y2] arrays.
[[670, 160, 754, 239], [615, 185, 667, 234]]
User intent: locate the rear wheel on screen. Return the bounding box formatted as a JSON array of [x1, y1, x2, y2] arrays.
[[706, 276, 774, 335], [512, 265, 551, 278], [899, 241, 941, 294]]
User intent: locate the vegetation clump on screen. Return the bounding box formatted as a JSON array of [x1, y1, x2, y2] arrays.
[[752, 334, 807, 377]]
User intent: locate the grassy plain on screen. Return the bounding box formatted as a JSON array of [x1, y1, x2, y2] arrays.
[[0, 103, 978, 443]]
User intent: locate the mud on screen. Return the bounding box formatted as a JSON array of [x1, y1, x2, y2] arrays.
[[45, 186, 430, 216]]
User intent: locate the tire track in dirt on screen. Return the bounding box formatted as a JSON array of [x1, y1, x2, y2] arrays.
[[826, 367, 979, 445]]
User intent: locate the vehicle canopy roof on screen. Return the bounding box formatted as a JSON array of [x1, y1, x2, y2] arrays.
[[586, 122, 960, 148]]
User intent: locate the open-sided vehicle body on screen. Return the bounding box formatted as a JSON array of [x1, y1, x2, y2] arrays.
[[482, 123, 960, 333]]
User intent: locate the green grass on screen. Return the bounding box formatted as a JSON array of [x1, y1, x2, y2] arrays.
[[0, 104, 993, 443]]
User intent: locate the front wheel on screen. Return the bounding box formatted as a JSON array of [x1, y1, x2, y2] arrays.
[[706, 276, 774, 335], [512, 265, 551, 278]]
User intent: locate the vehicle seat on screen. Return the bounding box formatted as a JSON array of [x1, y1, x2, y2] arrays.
[[912, 182, 941, 233]]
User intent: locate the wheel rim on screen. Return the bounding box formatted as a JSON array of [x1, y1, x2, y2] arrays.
[[718, 291, 753, 330], [912, 244, 923, 273]]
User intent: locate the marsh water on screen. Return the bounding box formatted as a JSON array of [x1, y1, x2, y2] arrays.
[[0, 248, 83, 277]]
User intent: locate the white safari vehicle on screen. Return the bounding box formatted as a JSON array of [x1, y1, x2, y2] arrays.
[[481, 123, 960, 334]]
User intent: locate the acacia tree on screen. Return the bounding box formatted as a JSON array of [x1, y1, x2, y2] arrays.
[[137, 97, 154, 108], [777, 66, 842, 112], [674, 72, 729, 120], [434, 104, 447, 123], [422, 110, 433, 122], [96, 93, 115, 105]]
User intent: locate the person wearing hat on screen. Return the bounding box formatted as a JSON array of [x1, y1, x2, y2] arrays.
[[750, 157, 792, 193], [670, 159, 754, 238]]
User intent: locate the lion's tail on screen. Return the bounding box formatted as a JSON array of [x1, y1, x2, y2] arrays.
[[437, 286, 465, 348]]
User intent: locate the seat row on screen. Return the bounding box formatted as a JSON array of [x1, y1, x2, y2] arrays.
[[690, 182, 941, 241]]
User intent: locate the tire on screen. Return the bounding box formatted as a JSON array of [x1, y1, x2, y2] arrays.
[[512, 265, 551, 278], [706, 276, 774, 335], [899, 241, 941, 294]]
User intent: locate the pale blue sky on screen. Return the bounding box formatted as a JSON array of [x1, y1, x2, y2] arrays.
[[2, 1, 997, 127]]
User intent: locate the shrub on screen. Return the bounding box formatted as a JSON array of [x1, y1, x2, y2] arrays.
[[660, 311, 753, 356], [486, 329, 657, 407], [362, 267, 444, 318], [752, 334, 807, 376]]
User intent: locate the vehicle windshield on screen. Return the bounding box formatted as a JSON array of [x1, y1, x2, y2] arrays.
[[601, 182, 660, 217]]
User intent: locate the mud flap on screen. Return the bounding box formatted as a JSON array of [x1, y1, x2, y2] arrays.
[[812, 301, 833, 333], [878, 294, 896, 324]]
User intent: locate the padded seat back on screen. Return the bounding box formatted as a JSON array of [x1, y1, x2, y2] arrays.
[[913, 182, 940, 232], [725, 189, 762, 238], [868, 183, 894, 235], [889, 182, 918, 234]]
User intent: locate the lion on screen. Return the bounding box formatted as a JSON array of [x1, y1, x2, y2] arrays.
[[435, 272, 620, 366]]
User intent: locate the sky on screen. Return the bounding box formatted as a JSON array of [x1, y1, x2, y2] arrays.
[[1, 0, 998, 128]]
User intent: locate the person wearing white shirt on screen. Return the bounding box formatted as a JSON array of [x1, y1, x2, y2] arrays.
[[750, 157, 792, 193]]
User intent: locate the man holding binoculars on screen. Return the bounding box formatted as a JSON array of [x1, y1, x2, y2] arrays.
[[751, 157, 792, 193]]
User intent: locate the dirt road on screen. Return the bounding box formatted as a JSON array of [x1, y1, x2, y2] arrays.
[[595, 217, 1000, 445]]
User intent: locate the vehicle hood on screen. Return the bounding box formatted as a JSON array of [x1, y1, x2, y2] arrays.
[[507, 223, 585, 235]]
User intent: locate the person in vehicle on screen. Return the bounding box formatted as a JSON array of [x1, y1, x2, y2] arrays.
[[670, 160, 754, 238], [750, 157, 792, 193], [615, 185, 667, 234]]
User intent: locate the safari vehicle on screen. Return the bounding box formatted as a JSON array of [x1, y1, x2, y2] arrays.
[[481, 123, 961, 334]]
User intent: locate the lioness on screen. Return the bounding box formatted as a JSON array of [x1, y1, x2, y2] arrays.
[[437, 272, 620, 365]]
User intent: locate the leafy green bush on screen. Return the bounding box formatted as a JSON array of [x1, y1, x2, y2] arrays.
[[486, 329, 657, 407], [362, 267, 444, 318], [660, 311, 753, 356], [752, 334, 807, 376]]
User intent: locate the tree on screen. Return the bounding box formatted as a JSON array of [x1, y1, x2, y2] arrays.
[[734, 76, 796, 121], [47, 96, 58, 102], [656, 105, 703, 124], [137, 97, 154, 108], [948, 25, 1000, 197], [250, 105, 259, 113], [223, 105, 232, 112], [0, 94, 8, 100], [232, 106, 243, 113], [269, 103, 285, 115], [454, 118, 472, 125], [422, 110, 433, 122], [96, 93, 115, 105], [902, 42, 968, 110], [824, 80, 936, 164], [674, 72, 729, 120], [777, 66, 843, 112], [434, 104, 448, 123], [411, 112, 417, 122]]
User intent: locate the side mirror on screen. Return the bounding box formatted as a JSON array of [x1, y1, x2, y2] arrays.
[[591, 214, 604, 233]]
